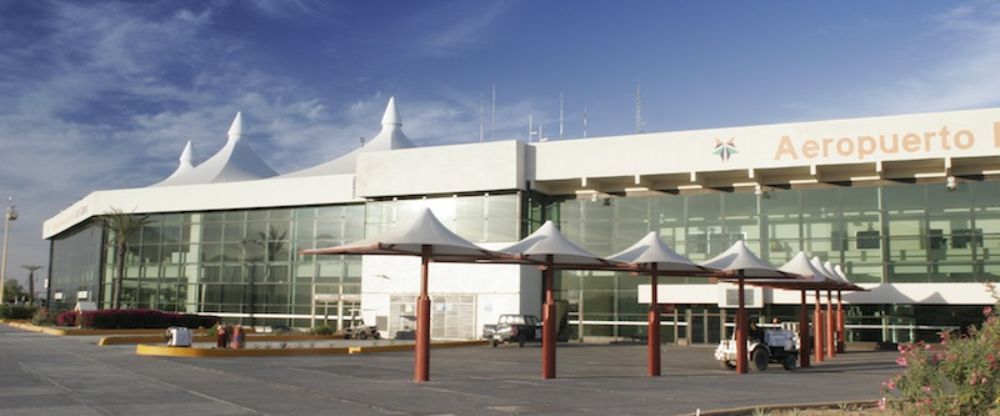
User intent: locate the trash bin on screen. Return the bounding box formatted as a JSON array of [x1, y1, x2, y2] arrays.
[[167, 326, 192, 347]]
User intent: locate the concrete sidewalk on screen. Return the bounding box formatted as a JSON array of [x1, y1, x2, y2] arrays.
[[0, 325, 899, 415]]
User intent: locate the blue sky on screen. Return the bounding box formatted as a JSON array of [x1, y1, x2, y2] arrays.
[[2, 0, 1000, 287]]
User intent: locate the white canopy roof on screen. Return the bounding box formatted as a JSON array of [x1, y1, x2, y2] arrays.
[[823, 261, 841, 282], [700, 240, 793, 278], [498, 221, 613, 267], [302, 208, 498, 260], [778, 252, 836, 282], [607, 231, 708, 273], [833, 264, 851, 283], [153, 112, 278, 186], [810, 256, 837, 280], [284, 96, 415, 177]]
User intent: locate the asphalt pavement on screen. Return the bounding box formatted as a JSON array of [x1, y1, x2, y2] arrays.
[[0, 325, 900, 415]]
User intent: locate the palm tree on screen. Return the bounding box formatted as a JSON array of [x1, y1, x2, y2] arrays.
[[103, 208, 150, 309], [19, 265, 42, 306]]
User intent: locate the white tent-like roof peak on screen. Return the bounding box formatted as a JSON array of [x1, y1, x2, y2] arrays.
[[381, 96, 401, 126], [779, 252, 835, 283], [282, 96, 415, 178], [700, 240, 792, 278], [499, 221, 611, 266], [227, 111, 243, 142], [608, 231, 706, 273], [151, 111, 277, 187], [178, 140, 193, 164]]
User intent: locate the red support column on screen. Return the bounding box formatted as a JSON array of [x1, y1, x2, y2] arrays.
[[826, 290, 835, 359], [735, 274, 748, 374], [799, 290, 810, 368], [542, 255, 557, 379], [837, 291, 845, 353], [648, 265, 661, 377], [414, 246, 431, 382], [814, 290, 824, 363]]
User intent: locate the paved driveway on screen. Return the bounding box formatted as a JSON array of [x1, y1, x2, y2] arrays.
[[0, 325, 899, 415]]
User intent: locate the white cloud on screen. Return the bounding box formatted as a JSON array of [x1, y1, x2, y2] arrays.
[[0, 1, 543, 282]]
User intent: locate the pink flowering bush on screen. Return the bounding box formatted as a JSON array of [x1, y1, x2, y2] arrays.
[[881, 285, 1000, 415]]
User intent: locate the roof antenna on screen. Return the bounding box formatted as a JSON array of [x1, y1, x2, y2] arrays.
[[491, 82, 496, 140], [583, 106, 589, 138], [479, 93, 485, 142], [559, 93, 564, 139], [635, 80, 644, 134], [528, 114, 533, 142], [360, 136, 365, 146]]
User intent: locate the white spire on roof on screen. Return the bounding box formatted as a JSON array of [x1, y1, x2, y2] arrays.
[[153, 140, 196, 186], [227, 111, 243, 142], [152, 112, 278, 187], [381, 96, 401, 126], [282, 96, 415, 177]]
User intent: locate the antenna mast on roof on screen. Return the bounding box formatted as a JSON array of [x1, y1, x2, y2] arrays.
[[635, 80, 644, 134], [559, 93, 564, 139], [479, 93, 484, 142], [528, 114, 533, 142], [583, 106, 589, 138], [491, 82, 496, 140]]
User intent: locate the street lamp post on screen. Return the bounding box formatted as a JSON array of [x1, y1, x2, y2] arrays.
[[0, 197, 18, 304]]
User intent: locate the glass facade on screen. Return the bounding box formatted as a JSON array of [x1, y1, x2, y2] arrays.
[[46, 179, 999, 341], [47, 193, 521, 327], [49, 220, 103, 309], [553, 180, 1000, 342]]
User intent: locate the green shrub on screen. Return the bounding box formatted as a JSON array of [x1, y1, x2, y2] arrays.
[[882, 285, 1000, 415], [310, 325, 335, 335], [0, 304, 35, 320], [31, 308, 53, 326]]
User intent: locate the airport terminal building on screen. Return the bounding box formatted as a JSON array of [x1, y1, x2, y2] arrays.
[[43, 98, 1000, 344]]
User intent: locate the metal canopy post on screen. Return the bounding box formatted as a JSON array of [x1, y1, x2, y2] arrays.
[[648, 264, 661, 377], [814, 290, 824, 363], [826, 290, 835, 359], [414, 245, 431, 382], [837, 290, 845, 353], [735, 272, 748, 374], [799, 290, 810, 368], [542, 254, 557, 379]]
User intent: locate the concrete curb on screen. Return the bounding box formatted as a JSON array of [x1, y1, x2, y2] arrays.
[[5, 322, 213, 336], [678, 400, 878, 416], [135, 340, 487, 358], [99, 333, 345, 346]]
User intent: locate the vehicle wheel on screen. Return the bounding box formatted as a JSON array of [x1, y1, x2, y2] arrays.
[[372, 332, 381, 340], [343, 334, 351, 340], [491, 339, 498, 348], [750, 348, 769, 372], [358, 332, 368, 340], [782, 353, 797, 371], [518, 338, 525, 348], [719, 360, 736, 370]]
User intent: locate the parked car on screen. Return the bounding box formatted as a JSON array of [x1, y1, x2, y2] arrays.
[[343, 320, 381, 340], [483, 314, 542, 347]]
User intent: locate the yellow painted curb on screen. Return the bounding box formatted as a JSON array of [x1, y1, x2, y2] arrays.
[[677, 400, 878, 416], [100, 334, 345, 346], [135, 340, 487, 358], [136, 344, 352, 358]]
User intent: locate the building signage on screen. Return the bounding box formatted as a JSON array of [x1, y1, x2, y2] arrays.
[[773, 125, 978, 161]]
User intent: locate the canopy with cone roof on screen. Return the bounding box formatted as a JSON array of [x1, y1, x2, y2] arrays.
[[607, 231, 714, 377], [302, 208, 503, 383], [284, 96, 415, 177], [497, 221, 618, 269], [700, 240, 798, 278]]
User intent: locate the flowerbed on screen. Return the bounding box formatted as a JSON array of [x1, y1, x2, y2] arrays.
[[56, 309, 219, 329]]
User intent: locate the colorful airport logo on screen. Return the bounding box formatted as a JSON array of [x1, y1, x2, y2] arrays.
[[713, 137, 737, 162]]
